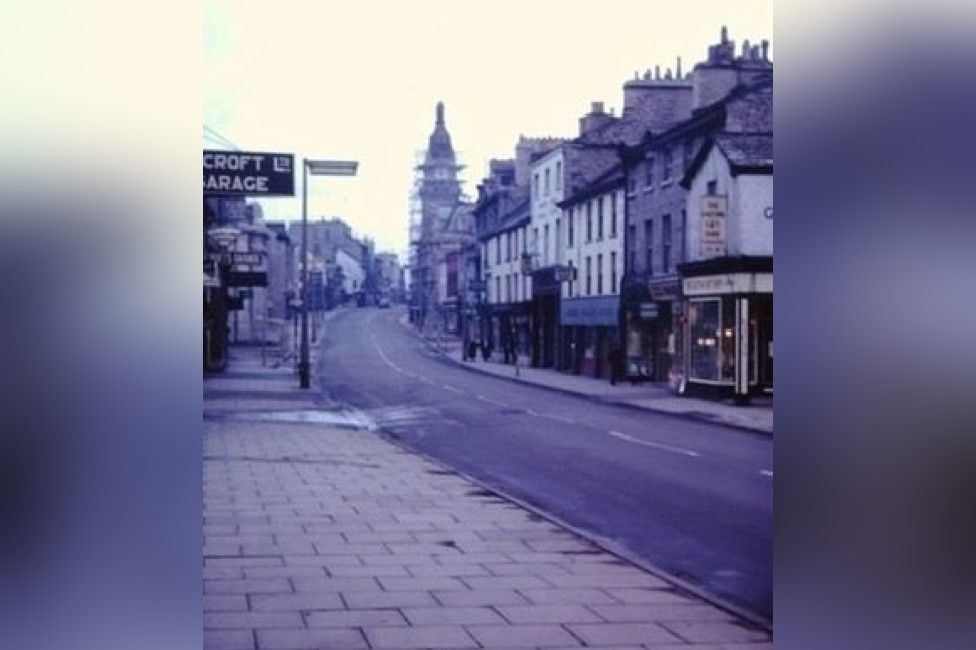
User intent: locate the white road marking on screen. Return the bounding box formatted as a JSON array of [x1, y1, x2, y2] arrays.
[[528, 411, 576, 424], [759, 469, 773, 477], [476, 394, 508, 408], [608, 430, 700, 458], [441, 384, 464, 394]]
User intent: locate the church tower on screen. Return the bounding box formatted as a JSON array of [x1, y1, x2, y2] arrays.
[[418, 102, 462, 239]]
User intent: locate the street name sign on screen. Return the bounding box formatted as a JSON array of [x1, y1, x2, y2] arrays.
[[203, 150, 295, 196]]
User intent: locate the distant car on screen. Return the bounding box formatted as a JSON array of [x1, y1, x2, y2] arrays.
[[377, 296, 391, 309]]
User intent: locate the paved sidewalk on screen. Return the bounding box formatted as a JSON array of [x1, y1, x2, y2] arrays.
[[411, 328, 772, 435], [203, 345, 772, 649]]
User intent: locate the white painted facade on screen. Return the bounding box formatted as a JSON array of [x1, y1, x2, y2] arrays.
[[684, 146, 773, 262], [334, 248, 364, 295], [484, 220, 530, 305], [528, 148, 566, 270], [561, 187, 626, 300]]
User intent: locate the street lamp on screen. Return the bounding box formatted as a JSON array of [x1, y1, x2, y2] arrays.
[[299, 158, 358, 389]]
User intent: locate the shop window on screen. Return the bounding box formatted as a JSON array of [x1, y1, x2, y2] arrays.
[[688, 299, 721, 381], [688, 298, 737, 383]]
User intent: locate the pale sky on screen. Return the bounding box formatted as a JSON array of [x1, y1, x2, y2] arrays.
[[204, 0, 772, 262]]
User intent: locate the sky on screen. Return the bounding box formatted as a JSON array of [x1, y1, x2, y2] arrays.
[[204, 0, 772, 262]]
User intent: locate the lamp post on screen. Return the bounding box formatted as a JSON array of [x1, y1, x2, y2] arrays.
[[299, 158, 358, 389]]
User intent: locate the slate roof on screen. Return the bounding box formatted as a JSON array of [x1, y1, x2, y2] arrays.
[[680, 131, 772, 187], [714, 133, 773, 168]]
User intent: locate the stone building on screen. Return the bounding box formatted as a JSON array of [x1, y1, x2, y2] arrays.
[[618, 27, 772, 390]]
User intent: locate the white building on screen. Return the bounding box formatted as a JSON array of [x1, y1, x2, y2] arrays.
[[678, 132, 773, 399], [334, 247, 364, 299], [557, 167, 627, 376]]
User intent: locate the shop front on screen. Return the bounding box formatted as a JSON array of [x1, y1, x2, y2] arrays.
[[621, 275, 679, 383], [531, 267, 561, 368], [485, 302, 532, 363], [678, 257, 773, 401], [560, 295, 621, 379]]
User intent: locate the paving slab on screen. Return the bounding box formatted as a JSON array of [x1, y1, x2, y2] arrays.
[[203, 354, 772, 649]]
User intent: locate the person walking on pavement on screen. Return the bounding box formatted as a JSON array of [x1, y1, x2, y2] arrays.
[[608, 346, 621, 385]]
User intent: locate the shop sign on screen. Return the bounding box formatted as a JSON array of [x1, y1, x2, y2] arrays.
[[649, 277, 680, 301], [700, 195, 727, 259], [203, 150, 295, 196], [205, 251, 263, 265], [561, 296, 620, 326], [638, 302, 659, 319], [552, 265, 575, 283], [682, 272, 773, 296]]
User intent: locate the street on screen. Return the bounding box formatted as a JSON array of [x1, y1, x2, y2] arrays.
[[318, 306, 773, 621]]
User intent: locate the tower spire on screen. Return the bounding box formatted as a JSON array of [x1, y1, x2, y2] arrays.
[[436, 101, 444, 126]]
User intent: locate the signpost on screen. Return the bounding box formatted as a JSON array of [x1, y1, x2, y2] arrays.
[[203, 150, 295, 196]]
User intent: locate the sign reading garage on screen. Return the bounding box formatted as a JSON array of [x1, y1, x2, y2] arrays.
[[203, 150, 295, 196]]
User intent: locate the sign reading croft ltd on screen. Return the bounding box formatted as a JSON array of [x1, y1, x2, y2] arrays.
[[203, 150, 295, 196]]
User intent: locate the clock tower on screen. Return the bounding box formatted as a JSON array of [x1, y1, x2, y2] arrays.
[[418, 101, 462, 239]]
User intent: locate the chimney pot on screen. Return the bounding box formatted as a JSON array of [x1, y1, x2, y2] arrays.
[[655, 65, 660, 79], [761, 40, 770, 61], [665, 68, 672, 80], [591, 101, 604, 114], [676, 56, 682, 78], [742, 39, 750, 57], [721, 25, 728, 44]]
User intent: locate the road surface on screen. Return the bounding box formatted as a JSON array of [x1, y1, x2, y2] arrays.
[[317, 306, 773, 620]]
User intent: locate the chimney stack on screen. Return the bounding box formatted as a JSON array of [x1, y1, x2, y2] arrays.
[[742, 39, 750, 58], [676, 57, 682, 78], [655, 65, 660, 80], [721, 25, 729, 45], [761, 40, 769, 61], [591, 101, 604, 114]]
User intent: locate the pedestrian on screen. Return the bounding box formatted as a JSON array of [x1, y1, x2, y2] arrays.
[[608, 346, 621, 385]]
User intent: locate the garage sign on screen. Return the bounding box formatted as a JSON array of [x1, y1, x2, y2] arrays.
[[203, 150, 295, 196]]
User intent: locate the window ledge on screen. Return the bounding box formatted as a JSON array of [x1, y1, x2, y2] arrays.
[[661, 180, 674, 188]]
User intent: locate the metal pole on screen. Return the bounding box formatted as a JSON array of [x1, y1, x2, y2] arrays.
[[299, 159, 310, 389]]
